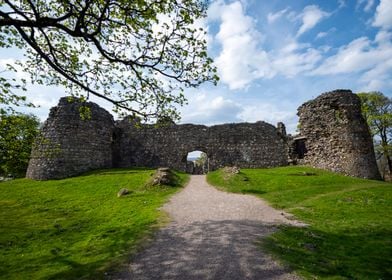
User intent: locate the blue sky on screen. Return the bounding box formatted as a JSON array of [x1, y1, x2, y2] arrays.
[[179, 0, 392, 133], [1, 0, 392, 134]]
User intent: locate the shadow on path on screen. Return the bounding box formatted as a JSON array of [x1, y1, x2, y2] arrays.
[[116, 220, 298, 280], [111, 175, 302, 280]]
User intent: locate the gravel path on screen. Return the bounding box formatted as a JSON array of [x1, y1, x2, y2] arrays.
[[114, 175, 304, 280]]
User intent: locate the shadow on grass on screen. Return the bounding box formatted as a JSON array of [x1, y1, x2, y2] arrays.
[[241, 189, 267, 195], [263, 226, 392, 279], [83, 167, 155, 176], [41, 226, 150, 280]]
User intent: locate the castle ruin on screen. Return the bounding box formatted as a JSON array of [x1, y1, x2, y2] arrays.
[[26, 90, 381, 180]]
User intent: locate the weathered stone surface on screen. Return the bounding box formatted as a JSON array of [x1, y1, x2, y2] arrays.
[[26, 97, 115, 180], [297, 89, 381, 180], [116, 120, 288, 172], [26, 89, 381, 180], [148, 168, 178, 186], [222, 166, 240, 175], [117, 188, 130, 197]]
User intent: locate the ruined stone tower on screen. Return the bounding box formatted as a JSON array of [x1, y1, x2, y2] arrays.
[[297, 90, 381, 180], [26, 97, 115, 180], [26, 90, 381, 180]]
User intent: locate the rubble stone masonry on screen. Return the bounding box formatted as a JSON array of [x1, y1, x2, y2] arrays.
[[26, 90, 381, 180]]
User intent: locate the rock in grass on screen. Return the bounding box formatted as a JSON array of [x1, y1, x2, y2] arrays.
[[223, 166, 240, 175], [148, 168, 178, 186], [117, 188, 130, 197], [222, 166, 241, 180]]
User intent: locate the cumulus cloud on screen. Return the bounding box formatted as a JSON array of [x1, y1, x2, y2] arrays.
[[297, 5, 330, 37], [212, 1, 325, 89], [214, 1, 273, 90], [373, 0, 392, 29]]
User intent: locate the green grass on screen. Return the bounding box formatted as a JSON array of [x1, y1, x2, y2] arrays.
[[207, 166, 392, 279], [0, 168, 188, 280]]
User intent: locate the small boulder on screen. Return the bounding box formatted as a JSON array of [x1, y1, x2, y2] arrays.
[[148, 168, 178, 186], [223, 166, 240, 175], [117, 188, 130, 197], [222, 166, 241, 180]]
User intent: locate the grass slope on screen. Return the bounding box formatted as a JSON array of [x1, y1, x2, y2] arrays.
[[0, 168, 188, 280], [207, 166, 392, 279]]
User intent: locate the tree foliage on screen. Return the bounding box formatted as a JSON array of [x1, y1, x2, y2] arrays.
[[358, 92, 392, 176], [0, 112, 40, 177], [195, 152, 207, 167], [0, 0, 218, 120]]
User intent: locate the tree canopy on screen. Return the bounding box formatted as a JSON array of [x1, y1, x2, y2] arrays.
[[0, 112, 40, 177], [358, 92, 392, 176], [0, 0, 218, 120]]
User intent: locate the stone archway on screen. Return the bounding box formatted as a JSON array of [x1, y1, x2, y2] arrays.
[[185, 150, 209, 174], [27, 91, 381, 180], [113, 122, 288, 173]]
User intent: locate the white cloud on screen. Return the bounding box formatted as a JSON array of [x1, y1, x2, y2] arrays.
[[239, 103, 298, 134], [297, 5, 330, 37], [212, 1, 326, 89], [357, 0, 375, 12], [338, 0, 347, 9], [312, 30, 392, 91], [267, 8, 289, 24], [360, 57, 392, 91], [316, 31, 328, 39], [364, 0, 375, 12], [375, 30, 392, 44], [208, 0, 225, 20], [373, 0, 392, 29], [214, 1, 273, 90], [272, 41, 322, 77], [180, 93, 243, 125], [313, 34, 392, 75], [313, 37, 373, 75]]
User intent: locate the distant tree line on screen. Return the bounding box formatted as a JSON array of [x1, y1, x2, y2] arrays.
[[358, 92, 392, 179]]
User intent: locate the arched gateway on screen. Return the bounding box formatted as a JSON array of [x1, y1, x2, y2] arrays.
[[26, 90, 381, 180], [115, 120, 288, 172]]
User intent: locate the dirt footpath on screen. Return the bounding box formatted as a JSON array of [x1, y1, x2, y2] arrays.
[[115, 175, 304, 280]]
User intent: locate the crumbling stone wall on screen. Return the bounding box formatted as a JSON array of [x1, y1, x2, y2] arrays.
[[26, 98, 115, 179], [297, 90, 381, 180], [116, 119, 288, 171], [27, 89, 381, 180]]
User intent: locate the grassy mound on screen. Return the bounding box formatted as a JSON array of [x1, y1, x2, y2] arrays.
[[0, 168, 188, 279], [207, 166, 392, 279]]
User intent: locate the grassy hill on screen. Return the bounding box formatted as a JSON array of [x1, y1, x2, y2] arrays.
[[208, 166, 392, 279], [0, 168, 188, 279]]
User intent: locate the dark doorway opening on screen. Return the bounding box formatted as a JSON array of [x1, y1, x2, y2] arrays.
[[294, 137, 307, 159]]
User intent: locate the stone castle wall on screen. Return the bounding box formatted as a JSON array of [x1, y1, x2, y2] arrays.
[[26, 98, 115, 179], [297, 90, 381, 180], [26, 90, 381, 180], [116, 120, 287, 171]]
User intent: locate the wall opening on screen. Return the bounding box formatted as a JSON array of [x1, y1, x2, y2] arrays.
[[186, 150, 209, 174], [293, 137, 307, 159]]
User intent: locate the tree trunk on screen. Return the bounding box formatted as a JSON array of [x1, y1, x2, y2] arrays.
[[387, 154, 392, 174]]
